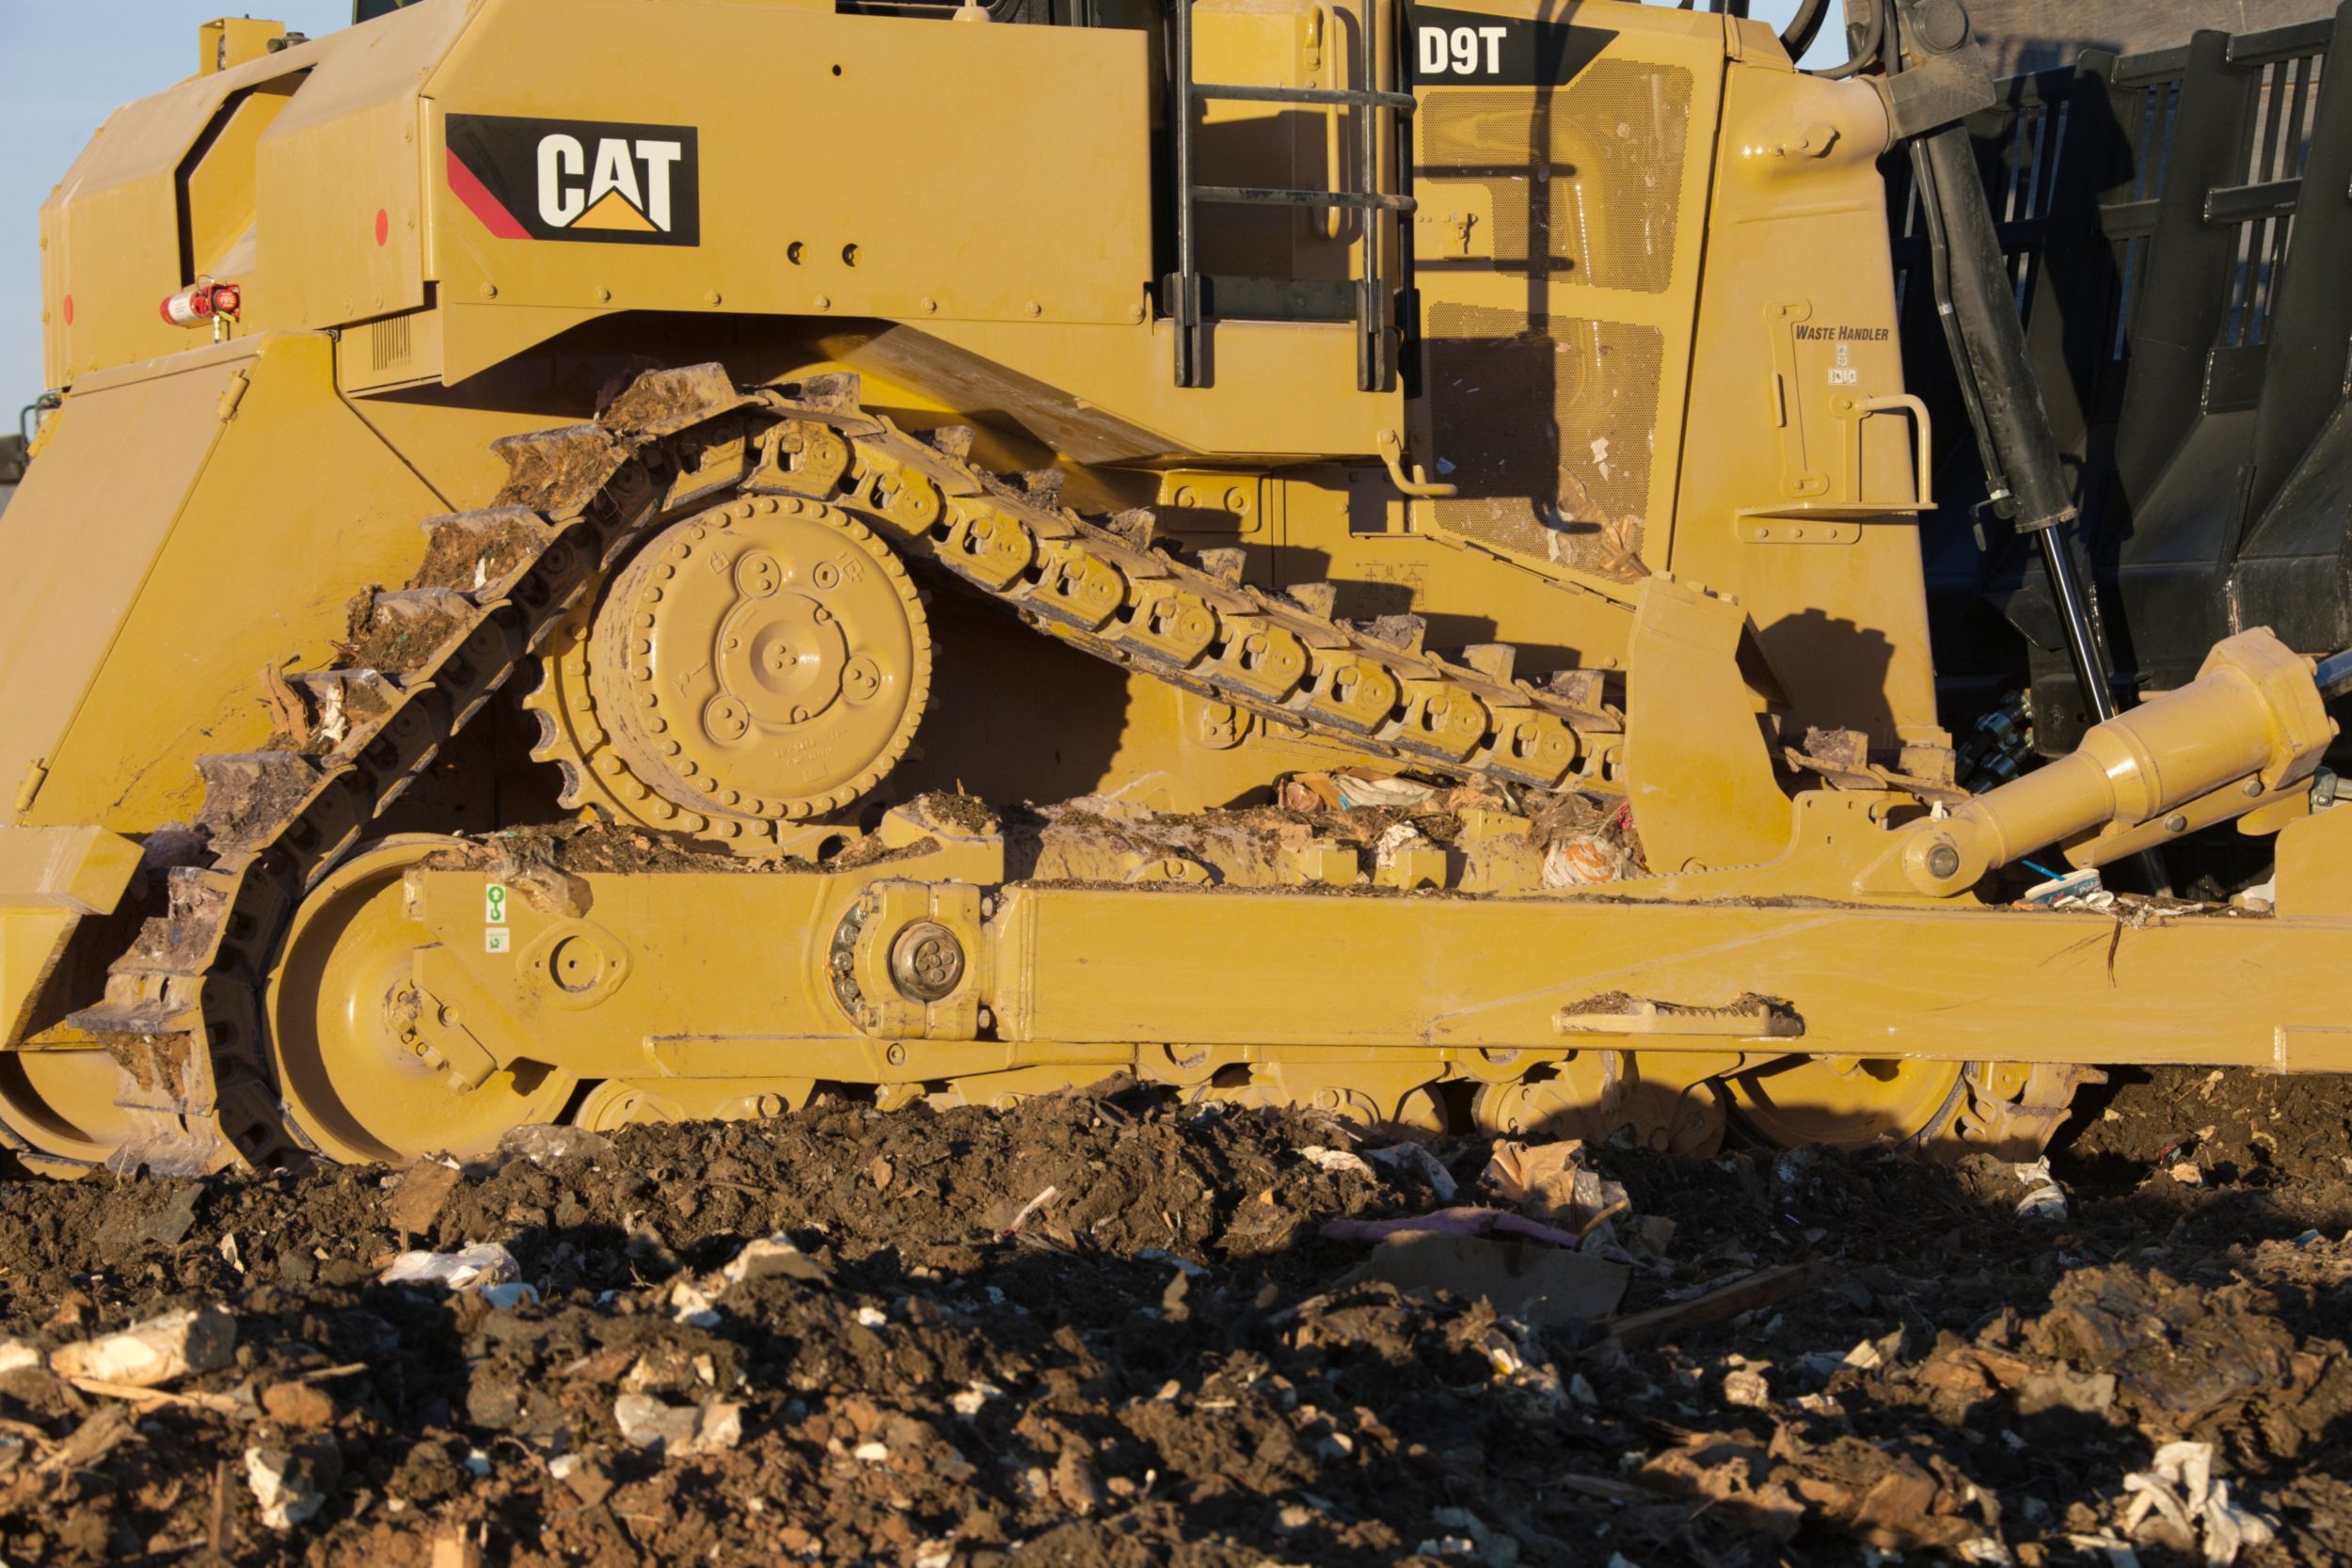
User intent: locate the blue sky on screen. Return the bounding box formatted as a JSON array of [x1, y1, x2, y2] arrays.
[[0, 0, 1817, 407]]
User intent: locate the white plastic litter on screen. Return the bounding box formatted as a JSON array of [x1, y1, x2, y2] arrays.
[[1298, 1146, 1374, 1179], [380, 1243, 521, 1291], [2121, 1441, 2275, 1567], [1365, 1142, 1459, 1201], [244, 1446, 326, 1528], [2012, 1158, 2071, 1222], [52, 1306, 234, 1388]]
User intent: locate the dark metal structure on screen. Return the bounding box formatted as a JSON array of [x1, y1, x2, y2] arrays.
[[1898, 2, 2352, 754]]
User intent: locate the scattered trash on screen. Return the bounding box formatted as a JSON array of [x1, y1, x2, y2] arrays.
[[1722, 1364, 1771, 1408], [480, 1281, 539, 1311], [497, 1122, 614, 1168], [52, 1306, 234, 1388], [2121, 1441, 2275, 1566], [1298, 1146, 1374, 1180], [1486, 1140, 1628, 1243], [2024, 867, 2104, 906], [722, 1234, 834, 1287], [380, 1243, 522, 1291], [1541, 835, 1618, 888], [1277, 768, 1439, 813], [668, 1280, 723, 1327], [1334, 1232, 1629, 1325], [948, 1381, 1002, 1418], [2012, 1158, 2070, 1221], [1321, 1206, 1587, 1250], [218, 1232, 245, 1275], [1365, 1141, 1458, 1200], [854, 1306, 888, 1328], [1600, 1265, 1812, 1351], [244, 1442, 338, 1529], [612, 1393, 743, 1458], [2168, 1161, 2205, 1187], [1002, 1184, 1059, 1236]]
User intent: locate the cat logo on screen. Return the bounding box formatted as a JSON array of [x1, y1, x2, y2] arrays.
[[446, 113, 701, 246]]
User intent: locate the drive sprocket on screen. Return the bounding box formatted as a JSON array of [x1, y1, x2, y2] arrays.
[[527, 495, 931, 848]]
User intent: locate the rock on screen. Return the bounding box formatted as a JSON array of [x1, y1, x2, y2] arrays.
[[548, 1451, 612, 1507], [51, 1306, 234, 1388], [383, 1161, 463, 1237], [260, 1380, 336, 1428], [612, 1393, 742, 1458]]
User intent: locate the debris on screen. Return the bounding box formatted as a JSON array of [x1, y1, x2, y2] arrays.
[[380, 1243, 521, 1291], [1003, 1184, 1059, 1235], [244, 1442, 339, 1529], [2168, 1161, 2205, 1187], [612, 1393, 744, 1458], [1321, 1206, 1588, 1250], [1722, 1365, 1771, 1408], [0, 1338, 42, 1375], [2013, 1158, 2070, 1220], [138, 1185, 202, 1246], [1541, 835, 1618, 888], [480, 1281, 539, 1311], [51, 1306, 234, 1388], [1599, 1264, 1812, 1350], [2120, 1441, 2275, 1566], [218, 1231, 245, 1275], [384, 1160, 464, 1236], [497, 1123, 613, 1168], [949, 1381, 1002, 1417], [1365, 1141, 1458, 1200], [721, 1234, 834, 1287], [1334, 1232, 1629, 1325], [668, 1280, 723, 1327], [1298, 1145, 1374, 1179]]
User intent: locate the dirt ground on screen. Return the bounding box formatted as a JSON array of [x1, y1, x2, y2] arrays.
[[1, 1067, 2348, 1567]]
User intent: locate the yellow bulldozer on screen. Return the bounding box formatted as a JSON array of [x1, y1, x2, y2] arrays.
[[4, 0, 2348, 1177]]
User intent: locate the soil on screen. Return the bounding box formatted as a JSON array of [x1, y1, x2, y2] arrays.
[[2, 1069, 2350, 1567]]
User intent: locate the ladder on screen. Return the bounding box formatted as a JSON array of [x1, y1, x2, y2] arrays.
[[1167, 0, 1419, 391]]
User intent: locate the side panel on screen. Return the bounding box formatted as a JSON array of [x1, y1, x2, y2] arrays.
[[0, 340, 257, 818], [1669, 62, 1940, 749], [4, 333, 450, 832]]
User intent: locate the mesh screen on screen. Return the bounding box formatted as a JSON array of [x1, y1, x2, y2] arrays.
[[1420, 60, 1692, 293], [1424, 303, 1663, 572]]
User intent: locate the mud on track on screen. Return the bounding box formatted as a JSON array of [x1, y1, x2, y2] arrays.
[[0, 1068, 2348, 1566]]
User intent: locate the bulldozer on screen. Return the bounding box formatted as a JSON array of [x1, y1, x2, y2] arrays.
[[3, 0, 2349, 1178]]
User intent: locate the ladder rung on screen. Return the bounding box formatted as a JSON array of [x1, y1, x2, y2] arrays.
[[1193, 81, 1417, 113], [1194, 184, 1417, 214]]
